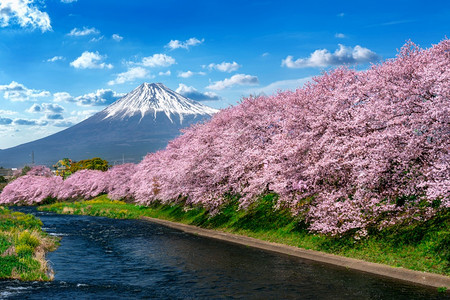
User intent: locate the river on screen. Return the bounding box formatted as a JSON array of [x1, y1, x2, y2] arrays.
[[0, 207, 445, 299]]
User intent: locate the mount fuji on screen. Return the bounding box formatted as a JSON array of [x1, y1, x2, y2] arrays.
[[0, 83, 218, 167]]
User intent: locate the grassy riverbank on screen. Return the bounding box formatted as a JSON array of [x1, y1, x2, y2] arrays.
[[40, 194, 449, 276], [0, 206, 59, 281]]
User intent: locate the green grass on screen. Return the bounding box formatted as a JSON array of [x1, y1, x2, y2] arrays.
[[0, 206, 59, 281], [39, 194, 450, 276]]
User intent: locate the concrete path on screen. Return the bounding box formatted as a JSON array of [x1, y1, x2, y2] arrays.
[[142, 216, 450, 289]]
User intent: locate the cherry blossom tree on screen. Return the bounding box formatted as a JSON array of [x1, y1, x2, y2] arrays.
[[0, 175, 62, 205], [105, 163, 137, 200], [57, 169, 108, 200]]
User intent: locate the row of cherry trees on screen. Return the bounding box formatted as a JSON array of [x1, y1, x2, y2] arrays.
[[0, 164, 136, 205], [1, 40, 448, 236]]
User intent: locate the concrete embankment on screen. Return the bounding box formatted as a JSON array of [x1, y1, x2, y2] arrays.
[[142, 216, 450, 289]]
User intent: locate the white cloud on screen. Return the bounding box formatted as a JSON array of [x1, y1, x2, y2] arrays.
[[46, 56, 64, 62], [27, 103, 65, 114], [141, 54, 176, 67], [108, 67, 150, 85], [61, 0, 77, 3], [71, 109, 98, 117], [46, 113, 63, 120], [166, 37, 204, 50], [68, 27, 100, 36], [0, 81, 50, 101], [74, 89, 124, 105], [52, 109, 93, 127], [70, 51, 113, 69], [178, 71, 194, 78], [335, 33, 346, 38], [59, 110, 99, 127], [27, 103, 41, 113], [53, 92, 73, 103], [65, 110, 98, 126], [207, 61, 241, 73], [53, 120, 74, 127], [281, 44, 378, 68], [0, 109, 17, 115], [90, 36, 104, 42], [0, 117, 13, 125], [207, 74, 259, 90], [176, 84, 220, 101], [112, 34, 123, 41], [337, 12, 345, 17], [0, 0, 51, 32], [178, 70, 206, 78], [42, 103, 64, 113], [54, 90, 124, 106], [158, 70, 171, 76], [13, 118, 48, 126], [248, 77, 312, 95], [262, 52, 270, 57]]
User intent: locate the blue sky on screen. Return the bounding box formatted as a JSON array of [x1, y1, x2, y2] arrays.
[[0, 0, 449, 149]]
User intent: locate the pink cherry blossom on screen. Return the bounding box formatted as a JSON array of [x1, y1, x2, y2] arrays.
[[0, 174, 62, 205]]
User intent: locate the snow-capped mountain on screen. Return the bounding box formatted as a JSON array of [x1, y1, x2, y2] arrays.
[[102, 82, 217, 122], [0, 83, 218, 167]]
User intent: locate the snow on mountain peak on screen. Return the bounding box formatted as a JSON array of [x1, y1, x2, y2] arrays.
[[102, 82, 218, 123]]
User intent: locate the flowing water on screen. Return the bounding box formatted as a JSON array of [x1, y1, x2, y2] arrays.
[[0, 207, 446, 299]]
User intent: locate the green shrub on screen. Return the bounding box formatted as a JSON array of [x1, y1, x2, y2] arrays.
[[15, 244, 34, 257], [18, 231, 40, 249]]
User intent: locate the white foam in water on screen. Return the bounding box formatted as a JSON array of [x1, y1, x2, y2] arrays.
[[7, 286, 30, 290], [48, 232, 69, 236], [1, 291, 14, 297], [1, 286, 32, 298]]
